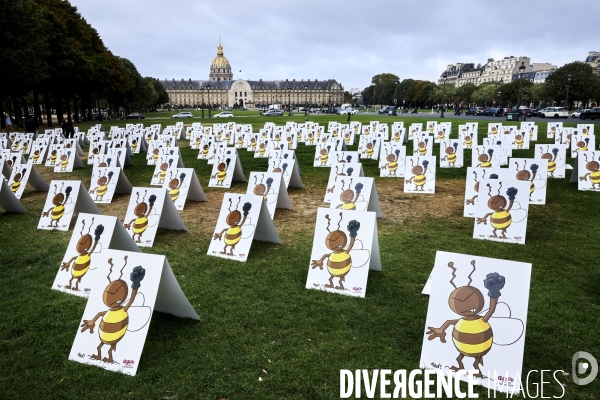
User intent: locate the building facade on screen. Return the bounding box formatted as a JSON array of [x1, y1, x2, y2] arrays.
[[585, 51, 600, 73], [162, 41, 344, 109]]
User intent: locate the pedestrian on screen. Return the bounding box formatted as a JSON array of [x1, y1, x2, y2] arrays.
[[61, 118, 75, 139], [3, 112, 14, 134], [346, 110, 351, 123]]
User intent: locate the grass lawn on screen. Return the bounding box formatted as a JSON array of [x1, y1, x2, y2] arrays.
[[1, 115, 599, 399]]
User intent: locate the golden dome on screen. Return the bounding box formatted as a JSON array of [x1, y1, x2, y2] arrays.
[[211, 39, 231, 68]]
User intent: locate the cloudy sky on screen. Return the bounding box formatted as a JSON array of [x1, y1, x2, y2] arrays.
[[71, 0, 598, 92]]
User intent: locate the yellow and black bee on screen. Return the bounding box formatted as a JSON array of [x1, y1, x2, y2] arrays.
[[413, 138, 429, 156], [252, 174, 273, 202], [362, 139, 377, 158], [514, 160, 539, 199], [42, 183, 72, 228], [213, 197, 252, 256], [579, 152, 600, 190], [335, 178, 364, 210], [476, 182, 519, 239], [167, 171, 187, 202], [572, 138, 589, 155], [211, 157, 231, 186], [539, 146, 560, 177], [381, 149, 402, 175], [476, 148, 494, 168], [10, 166, 27, 194], [441, 142, 459, 167], [60, 218, 104, 291], [124, 191, 157, 243], [315, 144, 331, 166], [405, 158, 430, 191], [89, 170, 114, 201]]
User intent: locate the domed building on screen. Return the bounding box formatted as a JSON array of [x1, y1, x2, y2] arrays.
[[162, 39, 344, 110]]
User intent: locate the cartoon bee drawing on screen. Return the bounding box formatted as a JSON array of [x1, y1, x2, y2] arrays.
[[428, 123, 435, 134], [124, 191, 159, 243], [476, 183, 526, 239], [211, 157, 231, 186], [581, 125, 590, 136], [335, 179, 366, 211], [89, 144, 102, 162], [381, 149, 402, 175], [437, 128, 446, 141], [405, 158, 431, 191], [307, 131, 315, 145], [512, 133, 525, 149], [60, 218, 104, 291], [426, 260, 523, 378], [257, 140, 269, 157], [286, 134, 295, 148], [213, 197, 255, 256], [362, 139, 378, 159], [514, 161, 543, 200], [463, 134, 473, 149], [579, 152, 600, 190], [529, 127, 535, 141], [147, 147, 161, 165], [441, 142, 459, 167], [153, 157, 173, 185], [311, 213, 370, 290], [167, 170, 188, 204], [489, 125, 499, 136], [41, 183, 74, 228], [549, 124, 557, 138], [572, 138, 589, 155], [79, 256, 150, 364], [315, 145, 331, 166], [236, 134, 245, 148], [131, 139, 138, 152], [465, 170, 489, 205], [392, 130, 403, 143], [31, 148, 41, 163], [252, 174, 276, 204], [96, 157, 112, 168], [48, 149, 58, 165], [327, 166, 354, 194], [10, 166, 27, 194], [337, 154, 353, 164], [414, 138, 429, 156], [539, 146, 562, 178], [476, 148, 495, 168]]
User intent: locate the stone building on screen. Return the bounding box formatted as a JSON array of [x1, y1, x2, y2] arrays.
[[162, 40, 344, 109]]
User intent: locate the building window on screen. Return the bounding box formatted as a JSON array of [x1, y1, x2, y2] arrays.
[[244, 92, 247, 97]]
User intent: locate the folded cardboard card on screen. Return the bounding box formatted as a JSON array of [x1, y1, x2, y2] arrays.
[[534, 144, 567, 179], [208, 153, 245, 188], [329, 176, 382, 218], [246, 172, 292, 219], [267, 157, 303, 189], [325, 163, 364, 203], [161, 168, 207, 210], [89, 166, 132, 204], [0, 179, 27, 213], [379, 144, 406, 177], [439, 140, 464, 168], [38, 181, 101, 231], [404, 156, 436, 194]]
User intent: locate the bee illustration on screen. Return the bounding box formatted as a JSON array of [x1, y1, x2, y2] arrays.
[[49, 150, 58, 165], [41, 183, 73, 228], [311, 213, 369, 290], [327, 166, 354, 194], [529, 127, 535, 140], [225, 131, 232, 143], [96, 157, 112, 168], [381, 149, 402, 175], [31, 149, 41, 163], [146, 132, 153, 143], [167, 170, 187, 202], [514, 161, 541, 200], [465, 170, 489, 205], [437, 128, 446, 141], [405, 158, 430, 191], [549, 124, 557, 137], [426, 260, 523, 378], [79, 256, 149, 364], [236, 134, 245, 148], [213, 197, 254, 256], [211, 157, 231, 186], [258, 140, 268, 157], [579, 152, 600, 190], [392, 131, 402, 142], [539, 146, 561, 177], [200, 142, 211, 159], [463, 134, 473, 149], [252, 174, 275, 203], [271, 159, 288, 174], [441, 142, 459, 167], [249, 135, 258, 151], [428, 123, 435, 134], [131, 139, 138, 152], [362, 139, 377, 158], [335, 179, 365, 210], [559, 130, 572, 146], [89, 170, 114, 201], [337, 154, 353, 164], [10, 166, 27, 194], [274, 132, 282, 142], [503, 127, 513, 136], [572, 138, 589, 155], [582, 125, 590, 136], [414, 138, 429, 156], [60, 218, 104, 291], [154, 157, 173, 185], [147, 147, 161, 165], [286, 134, 295, 148], [12, 139, 21, 151], [124, 191, 158, 243], [476, 183, 524, 239], [489, 125, 499, 136], [512, 133, 525, 149], [476, 148, 494, 168], [89, 144, 102, 161], [307, 131, 315, 145], [344, 132, 351, 145], [315, 145, 331, 166]]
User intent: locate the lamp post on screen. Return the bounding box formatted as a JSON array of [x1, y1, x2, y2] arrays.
[[207, 83, 211, 118], [517, 62, 525, 109], [304, 84, 308, 116], [286, 86, 292, 116], [200, 87, 204, 118], [441, 77, 446, 118], [403, 89, 406, 112], [565, 74, 572, 112]]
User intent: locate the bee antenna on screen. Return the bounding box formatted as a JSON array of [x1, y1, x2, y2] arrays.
[[143, 189, 147, 203], [325, 214, 331, 233], [473, 171, 478, 182], [337, 212, 343, 230], [228, 197, 233, 212], [254, 175, 258, 186], [236, 196, 241, 210], [487, 183, 493, 198], [410, 158, 415, 167], [482, 169, 487, 179], [340, 179, 345, 191], [467, 260, 476, 286], [60, 182, 64, 193], [448, 262, 457, 289], [53, 183, 58, 195], [524, 160, 527, 170], [261, 174, 264, 184], [349, 178, 353, 189], [514, 161, 520, 170], [88, 217, 94, 234], [80, 219, 86, 236], [498, 181, 503, 195], [107, 258, 114, 283], [118, 255, 128, 280], [584, 153, 589, 163]]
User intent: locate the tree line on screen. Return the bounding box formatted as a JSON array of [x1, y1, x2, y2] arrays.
[[362, 63, 600, 110], [0, 0, 168, 128]]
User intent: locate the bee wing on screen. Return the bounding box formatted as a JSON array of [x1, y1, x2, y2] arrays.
[[127, 292, 152, 332], [147, 213, 160, 228], [510, 206, 528, 224], [479, 302, 525, 346], [266, 191, 278, 204], [350, 243, 371, 269], [63, 201, 75, 215], [533, 175, 547, 190], [241, 223, 256, 239]]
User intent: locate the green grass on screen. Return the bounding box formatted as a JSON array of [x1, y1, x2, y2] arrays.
[[1, 115, 599, 399]]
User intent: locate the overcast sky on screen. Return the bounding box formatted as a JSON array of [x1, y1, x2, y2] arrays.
[[71, 0, 598, 92]]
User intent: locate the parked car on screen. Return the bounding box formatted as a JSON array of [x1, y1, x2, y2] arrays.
[[213, 112, 234, 118], [483, 108, 499, 116], [262, 109, 284, 117], [579, 107, 600, 120], [518, 107, 533, 117], [537, 107, 568, 119], [465, 107, 485, 116], [571, 109, 589, 118], [171, 112, 194, 118], [378, 106, 396, 114], [123, 113, 145, 120]]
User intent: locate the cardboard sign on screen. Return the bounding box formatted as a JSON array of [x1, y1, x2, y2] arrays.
[[150, 154, 182, 186], [426, 121, 438, 136], [473, 178, 529, 244], [412, 135, 434, 157], [329, 151, 360, 166], [487, 123, 502, 137], [208, 193, 281, 262], [68, 250, 199, 376], [535, 144, 567, 179], [122, 188, 187, 247], [571, 135, 595, 158], [267, 157, 303, 189], [54, 148, 84, 172], [161, 168, 207, 210], [434, 122, 452, 143], [27, 140, 48, 164], [88, 140, 106, 165], [254, 138, 271, 158], [7, 165, 49, 199], [420, 251, 531, 393], [208, 153, 246, 188], [358, 135, 382, 160], [390, 128, 405, 145], [510, 129, 531, 150], [481, 140, 511, 165], [509, 158, 548, 205], [463, 167, 504, 218], [324, 163, 364, 203], [305, 208, 381, 298], [38, 181, 101, 231], [459, 129, 478, 150], [577, 123, 594, 136], [0, 179, 27, 213], [52, 214, 140, 297], [404, 156, 436, 193], [44, 144, 64, 167], [379, 144, 406, 177], [575, 150, 600, 191], [547, 122, 562, 138], [409, 123, 422, 140], [472, 145, 502, 168], [439, 140, 464, 168], [246, 172, 292, 219], [328, 176, 382, 217], [89, 166, 133, 204]]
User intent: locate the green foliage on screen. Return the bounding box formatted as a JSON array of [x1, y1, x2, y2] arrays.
[[546, 62, 596, 108], [370, 73, 400, 105]]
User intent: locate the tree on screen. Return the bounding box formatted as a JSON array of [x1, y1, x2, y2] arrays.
[[546, 62, 596, 109], [370, 73, 400, 105]]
